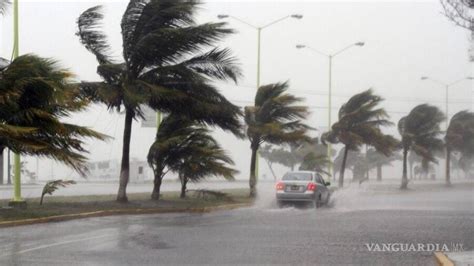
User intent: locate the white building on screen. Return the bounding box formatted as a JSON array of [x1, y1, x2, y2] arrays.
[[86, 158, 152, 182]]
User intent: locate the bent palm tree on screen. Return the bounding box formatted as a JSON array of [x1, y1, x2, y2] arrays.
[[398, 104, 444, 189], [77, 1, 242, 202], [245, 82, 311, 197], [322, 89, 398, 188], [445, 110, 474, 185], [147, 115, 236, 199], [0, 54, 107, 173]]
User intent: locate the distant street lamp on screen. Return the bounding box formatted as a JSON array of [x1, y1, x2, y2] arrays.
[[218, 13, 303, 179], [420, 76, 474, 129], [296, 42, 365, 180]]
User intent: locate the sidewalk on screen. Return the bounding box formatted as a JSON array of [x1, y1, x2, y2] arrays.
[[446, 251, 474, 265]]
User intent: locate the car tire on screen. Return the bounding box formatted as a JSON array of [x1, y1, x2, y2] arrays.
[[277, 201, 284, 208], [314, 196, 321, 209]]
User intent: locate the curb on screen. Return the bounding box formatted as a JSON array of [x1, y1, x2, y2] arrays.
[[434, 252, 455, 266], [0, 202, 252, 228]]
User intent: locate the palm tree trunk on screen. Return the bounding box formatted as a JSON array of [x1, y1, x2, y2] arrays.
[[151, 172, 162, 200], [265, 159, 277, 181], [376, 164, 382, 181], [117, 109, 133, 203], [249, 147, 258, 197], [409, 158, 413, 179], [180, 176, 188, 199], [445, 147, 451, 186], [401, 148, 408, 189], [339, 146, 349, 188]]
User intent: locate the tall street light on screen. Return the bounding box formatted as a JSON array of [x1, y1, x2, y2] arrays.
[[296, 42, 364, 181], [9, 0, 26, 208], [420, 76, 474, 129], [218, 13, 303, 179]]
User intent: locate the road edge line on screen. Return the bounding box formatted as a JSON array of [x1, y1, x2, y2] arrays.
[[0, 202, 252, 228], [434, 252, 455, 266]]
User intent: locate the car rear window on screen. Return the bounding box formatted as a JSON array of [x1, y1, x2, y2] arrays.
[[282, 172, 312, 181]]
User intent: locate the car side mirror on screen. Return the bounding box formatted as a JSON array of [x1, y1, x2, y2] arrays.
[[325, 181, 331, 186]]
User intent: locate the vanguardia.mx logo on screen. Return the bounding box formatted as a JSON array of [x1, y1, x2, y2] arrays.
[[365, 243, 465, 252]]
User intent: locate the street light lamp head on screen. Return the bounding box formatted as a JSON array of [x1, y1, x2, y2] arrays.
[[421, 76, 429, 80], [296, 44, 306, 49], [217, 14, 229, 19], [355, 42, 365, 46], [467, 77, 474, 80], [291, 14, 303, 19]]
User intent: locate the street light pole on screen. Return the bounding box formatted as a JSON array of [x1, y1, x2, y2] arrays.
[[296, 42, 364, 181], [420, 76, 473, 129], [218, 13, 303, 180], [9, 0, 25, 208]]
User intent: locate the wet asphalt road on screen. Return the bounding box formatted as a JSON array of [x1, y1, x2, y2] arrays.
[[0, 183, 472, 265]]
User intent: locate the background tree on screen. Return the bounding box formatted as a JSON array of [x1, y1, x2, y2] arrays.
[[0, 54, 107, 174], [245, 82, 311, 197], [77, 1, 243, 202], [147, 115, 237, 199], [398, 104, 444, 189], [445, 110, 474, 185], [172, 129, 237, 198], [322, 89, 398, 188], [366, 148, 402, 181]]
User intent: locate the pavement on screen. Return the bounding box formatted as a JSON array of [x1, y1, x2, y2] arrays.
[[0, 180, 472, 265]]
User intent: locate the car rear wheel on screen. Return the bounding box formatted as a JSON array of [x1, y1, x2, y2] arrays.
[[313, 196, 321, 209]]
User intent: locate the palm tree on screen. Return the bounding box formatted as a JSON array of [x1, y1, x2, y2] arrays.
[[77, 1, 242, 202], [322, 89, 398, 188], [299, 152, 330, 175], [398, 104, 444, 189], [173, 131, 237, 199], [445, 110, 474, 185], [245, 82, 311, 197], [147, 115, 236, 199], [366, 148, 402, 181], [0, 54, 107, 174]]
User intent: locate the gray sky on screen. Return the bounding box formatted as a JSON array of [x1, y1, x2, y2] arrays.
[[1, 0, 472, 180]]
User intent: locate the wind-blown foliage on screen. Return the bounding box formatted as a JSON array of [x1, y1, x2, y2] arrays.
[[322, 89, 398, 188], [445, 110, 474, 184], [398, 104, 444, 189], [40, 179, 76, 205], [245, 82, 311, 197], [0, 54, 108, 174], [147, 115, 237, 199], [76, 1, 243, 202], [0, 0, 10, 16]]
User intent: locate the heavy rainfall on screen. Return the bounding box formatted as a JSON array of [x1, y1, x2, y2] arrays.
[[0, 0, 472, 265]]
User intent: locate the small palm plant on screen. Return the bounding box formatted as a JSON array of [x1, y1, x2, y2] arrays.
[[40, 180, 76, 205], [173, 132, 237, 198], [77, 1, 242, 202], [322, 89, 398, 188], [245, 82, 311, 197], [148, 115, 237, 200], [398, 104, 444, 189], [445, 110, 474, 185]]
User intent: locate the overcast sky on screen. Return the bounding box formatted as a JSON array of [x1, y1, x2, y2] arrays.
[[1, 0, 472, 181]]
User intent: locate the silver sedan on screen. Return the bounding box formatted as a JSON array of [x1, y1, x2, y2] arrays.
[[275, 171, 331, 208]]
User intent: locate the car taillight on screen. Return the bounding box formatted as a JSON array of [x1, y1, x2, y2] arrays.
[[276, 182, 285, 191], [307, 182, 317, 191]]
